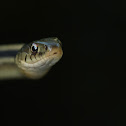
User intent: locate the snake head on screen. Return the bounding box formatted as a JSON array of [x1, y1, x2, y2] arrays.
[[15, 37, 63, 79]]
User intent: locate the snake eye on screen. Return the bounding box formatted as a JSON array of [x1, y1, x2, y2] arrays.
[[31, 43, 38, 54]]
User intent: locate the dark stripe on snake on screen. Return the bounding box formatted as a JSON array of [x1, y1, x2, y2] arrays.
[[0, 50, 18, 57]]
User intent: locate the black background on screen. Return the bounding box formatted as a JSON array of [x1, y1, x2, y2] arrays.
[[0, 0, 126, 126]]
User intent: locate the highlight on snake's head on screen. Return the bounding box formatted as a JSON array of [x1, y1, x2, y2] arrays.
[[15, 37, 63, 79]]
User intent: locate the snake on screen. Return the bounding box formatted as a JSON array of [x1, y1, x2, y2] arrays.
[[0, 37, 63, 80]]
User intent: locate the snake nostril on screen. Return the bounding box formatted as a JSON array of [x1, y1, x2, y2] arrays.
[[53, 52, 57, 55]]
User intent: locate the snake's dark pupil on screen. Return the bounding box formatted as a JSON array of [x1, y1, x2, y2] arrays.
[[32, 46, 38, 52]]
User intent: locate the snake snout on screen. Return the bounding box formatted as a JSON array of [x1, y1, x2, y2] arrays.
[[51, 46, 63, 58]]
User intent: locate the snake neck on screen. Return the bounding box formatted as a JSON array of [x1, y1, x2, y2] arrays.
[[0, 44, 24, 80]]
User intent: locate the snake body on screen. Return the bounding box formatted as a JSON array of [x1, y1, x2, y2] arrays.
[[0, 37, 63, 80]]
